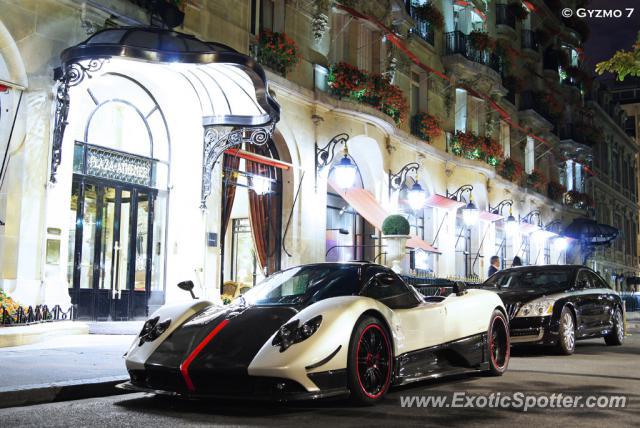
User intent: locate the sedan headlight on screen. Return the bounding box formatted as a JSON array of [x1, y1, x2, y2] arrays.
[[272, 315, 322, 352], [515, 298, 555, 318]]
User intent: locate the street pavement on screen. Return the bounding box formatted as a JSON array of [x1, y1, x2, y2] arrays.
[[0, 333, 638, 427]]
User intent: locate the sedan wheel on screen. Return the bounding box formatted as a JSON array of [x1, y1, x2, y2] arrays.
[[556, 307, 575, 355], [604, 307, 624, 346], [347, 316, 392, 405]]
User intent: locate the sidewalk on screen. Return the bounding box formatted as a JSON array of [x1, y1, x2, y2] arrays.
[[0, 330, 137, 408]]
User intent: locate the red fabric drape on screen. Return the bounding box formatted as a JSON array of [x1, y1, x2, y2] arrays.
[[246, 143, 281, 275], [222, 154, 240, 235]]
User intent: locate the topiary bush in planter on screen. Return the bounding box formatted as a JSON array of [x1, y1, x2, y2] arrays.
[[382, 214, 410, 236]]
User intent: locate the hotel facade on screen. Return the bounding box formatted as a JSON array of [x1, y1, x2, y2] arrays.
[[0, 0, 638, 320]]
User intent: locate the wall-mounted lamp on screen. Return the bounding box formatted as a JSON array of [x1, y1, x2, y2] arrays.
[[447, 184, 478, 226], [315, 133, 357, 190], [490, 199, 518, 234], [389, 162, 425, 211], [520, 209, 543, 229]]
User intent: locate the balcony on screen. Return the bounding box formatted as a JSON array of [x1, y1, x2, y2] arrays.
[[521, 30, 538, 51], [495, 4, 516, 29], [443, 31, 502, 73], [409, 5, 435, 46], [543, 49, 559, 72], [518, 91, 555, 130]]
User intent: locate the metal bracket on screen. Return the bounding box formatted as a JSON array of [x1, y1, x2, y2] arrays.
[[50, 58, 108, 183], [200, 123, 275, 208]]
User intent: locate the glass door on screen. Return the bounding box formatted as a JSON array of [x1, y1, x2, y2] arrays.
[[68, 178, 156, 320]]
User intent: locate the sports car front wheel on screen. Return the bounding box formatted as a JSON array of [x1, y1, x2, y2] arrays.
[[347, 316, 393, 405], [487, 310, 510, 376]]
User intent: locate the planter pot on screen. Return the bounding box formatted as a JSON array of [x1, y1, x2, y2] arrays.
[[383, 235, 409, 273]]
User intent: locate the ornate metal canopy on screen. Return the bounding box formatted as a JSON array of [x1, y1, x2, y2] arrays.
[[52, 27, 280, 207]]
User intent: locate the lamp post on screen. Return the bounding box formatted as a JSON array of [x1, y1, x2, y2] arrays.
[[490, 199, 518, 235], [520, 209, 543, 229], [389, 162, 426, 211], [315, 133, 357, 190], [447, 184, 478, 226]]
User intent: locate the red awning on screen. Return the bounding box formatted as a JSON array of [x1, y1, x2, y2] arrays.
[[519, 222, 540, 234], [329, 180, 440, 254], [225, 148, 291, 170], [479, 211, 503, 222], [424, 194, 464, 210]]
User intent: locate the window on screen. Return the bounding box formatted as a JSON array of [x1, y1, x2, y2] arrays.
[[468, 97, 483, 135], [261, 0, 284, 32], [410, 71, 422, 117], [357, 23, 372, 71], [499, 120, 510, 158], [231, 218, 263, 287], [525, 136, 535, 174], [455, 88, 468, 132], [495, 225, 506, 269]]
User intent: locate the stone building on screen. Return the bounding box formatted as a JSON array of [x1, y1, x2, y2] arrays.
[[0, 0, 636, 320]]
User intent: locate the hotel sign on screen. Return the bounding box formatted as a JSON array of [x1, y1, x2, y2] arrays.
[[85, 146, 153, 186]]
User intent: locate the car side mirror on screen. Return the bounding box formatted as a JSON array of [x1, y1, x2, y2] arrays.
[[453, 281, 467, 296], [178, 280, 198, 300]]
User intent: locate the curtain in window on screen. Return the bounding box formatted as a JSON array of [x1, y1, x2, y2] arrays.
[[222, 153, 241, 235], [246, 142, 281, 275]]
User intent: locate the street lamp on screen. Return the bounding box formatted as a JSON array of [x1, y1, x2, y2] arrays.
[[447, 184, 478, 226], [315, 133, 358, 190], [520, 209, 543, 230], [490, 199, 518, 234], [389, 162, 426, 211]]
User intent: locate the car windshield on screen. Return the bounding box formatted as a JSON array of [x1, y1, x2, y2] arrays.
[[483, 270, 572, 290], [240, 264, 360, 306]]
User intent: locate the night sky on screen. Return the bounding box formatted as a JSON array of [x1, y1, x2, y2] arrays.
[[582, 0, 640, 78]]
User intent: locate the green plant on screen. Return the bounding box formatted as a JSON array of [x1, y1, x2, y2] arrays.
[[526, 168, 547, 193], [382, 214, 410, 235], [257, 30, 300, 76], [498, 157, 524, 183]]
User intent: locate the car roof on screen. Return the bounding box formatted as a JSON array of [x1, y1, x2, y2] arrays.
[[498, 264, 586, 274]]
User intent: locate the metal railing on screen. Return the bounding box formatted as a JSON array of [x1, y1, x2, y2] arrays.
[[521, 29, 538, 50], [495, 4, 516, 29], [443, 31, 502, 74], [519, 91, 556, 124], [409, 5, 435, 45], [1, 304, 75, 326]]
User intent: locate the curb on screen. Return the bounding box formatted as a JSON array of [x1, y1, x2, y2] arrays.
[[0, 321, 89, 348], [0, 376, 132, 409]]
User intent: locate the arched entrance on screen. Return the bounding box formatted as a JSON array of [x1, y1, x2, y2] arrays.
[[220, 138, 284, 299], [66, 73, 170, 320]]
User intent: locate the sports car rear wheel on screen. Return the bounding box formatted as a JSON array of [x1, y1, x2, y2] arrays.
[[487, 310, 509, 376], [347, 316, 392, 405], [604, 307, 624, 346]]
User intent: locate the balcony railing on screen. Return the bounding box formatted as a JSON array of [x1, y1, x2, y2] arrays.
[[519, 91, 556, 124], [443, 31, 502, 74], [558, 124, 595, 146], [409, 5, 435, 45], [521, 30, 538, 51], [495, 4, 516, 29]]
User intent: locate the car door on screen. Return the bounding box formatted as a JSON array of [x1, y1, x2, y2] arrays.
[[574, 269, 602, 335], [587, 271, 616, 330], [361, 267, 444, 354]]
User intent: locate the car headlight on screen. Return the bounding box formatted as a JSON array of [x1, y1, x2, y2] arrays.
[[138, 317, 171, 346], [515, 298, 555, 318], [272, 315, 322, 352]]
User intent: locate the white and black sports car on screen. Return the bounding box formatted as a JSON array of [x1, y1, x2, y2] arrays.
[[119, 262, 509, 404], [482, 265, 625, 355]]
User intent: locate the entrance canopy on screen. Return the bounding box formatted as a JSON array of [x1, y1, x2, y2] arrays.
[[54, 27, 281, 207], [563, 217, 619, 245], [59, 27, 279, 127]]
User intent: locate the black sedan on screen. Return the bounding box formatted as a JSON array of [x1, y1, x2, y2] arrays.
[[482, 265, 624, 354]]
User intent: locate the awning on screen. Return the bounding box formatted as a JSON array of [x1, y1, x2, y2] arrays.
[[225, 148, 291, 170], [329, 180, 440, 254], [563, 218, 619, 245], [424, 194, 465, 210], [479, 211, 503, 222], [519, 222, 540, 234], [59, 27, 279, 127]]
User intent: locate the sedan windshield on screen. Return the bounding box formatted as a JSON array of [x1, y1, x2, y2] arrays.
[[240, 264, 360, 306], [484, 270, 572, 290]]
